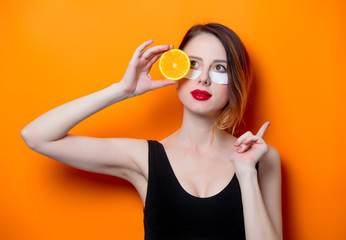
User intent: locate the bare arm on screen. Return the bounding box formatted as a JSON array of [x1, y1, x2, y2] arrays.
[[231, 123, 282, 240], [21, 83, 127, 147], [237, 146, 282, 240], [21, 82, 146, 180], [21, 39, 175, 181]]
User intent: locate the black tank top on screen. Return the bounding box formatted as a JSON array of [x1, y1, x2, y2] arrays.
[[143, 140, 259, 240]]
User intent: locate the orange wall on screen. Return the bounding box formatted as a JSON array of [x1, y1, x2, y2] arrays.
[[2, 0, 345, 239]]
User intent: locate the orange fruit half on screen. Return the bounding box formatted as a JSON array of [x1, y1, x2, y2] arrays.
[[159, 49, 191, 80]]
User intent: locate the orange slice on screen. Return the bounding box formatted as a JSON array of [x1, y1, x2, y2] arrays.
[[159, 49, 191, 80]]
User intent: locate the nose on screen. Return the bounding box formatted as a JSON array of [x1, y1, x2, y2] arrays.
[[197, 70, 211, 86]]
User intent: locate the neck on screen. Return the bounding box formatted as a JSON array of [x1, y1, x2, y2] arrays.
[[175, 107, 227, 149]]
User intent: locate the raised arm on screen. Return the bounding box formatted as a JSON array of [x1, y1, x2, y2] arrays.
[[21, 39, 175, 182]]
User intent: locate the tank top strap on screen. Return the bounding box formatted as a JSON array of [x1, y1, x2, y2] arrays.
[[145, 140, 175, 202], [147, 140, 172, 176], [146, 140, 162, 183]]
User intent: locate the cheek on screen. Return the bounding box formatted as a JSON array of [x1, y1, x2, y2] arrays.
[[215, 86, 230, 105], [177, 79, 190, 100]]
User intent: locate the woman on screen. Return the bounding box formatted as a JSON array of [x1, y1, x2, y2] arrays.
[[21, 23, 282, 240]]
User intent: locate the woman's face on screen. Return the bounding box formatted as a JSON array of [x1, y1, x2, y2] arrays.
[[177, 33, 229, 117]]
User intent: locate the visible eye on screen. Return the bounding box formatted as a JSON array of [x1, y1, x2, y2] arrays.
[[214, 64, 227, 72], [190, 60, 199, 68]]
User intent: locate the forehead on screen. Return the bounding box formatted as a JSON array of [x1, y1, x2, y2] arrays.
[[182, 33, 227, 61]]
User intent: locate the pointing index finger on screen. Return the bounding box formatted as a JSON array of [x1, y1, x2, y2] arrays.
[[255, 121, 271, 138]]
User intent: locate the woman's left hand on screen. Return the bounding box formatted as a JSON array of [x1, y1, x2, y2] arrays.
[[230, 121, 271, 173]]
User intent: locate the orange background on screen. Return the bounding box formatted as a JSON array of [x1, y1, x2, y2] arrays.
[[1, 0, 345, 239]]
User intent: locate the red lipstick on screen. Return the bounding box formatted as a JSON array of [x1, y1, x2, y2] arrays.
[[191, 89, 212, 101]]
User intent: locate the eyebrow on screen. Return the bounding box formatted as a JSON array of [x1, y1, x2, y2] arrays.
[[189, 55, 227, 63]]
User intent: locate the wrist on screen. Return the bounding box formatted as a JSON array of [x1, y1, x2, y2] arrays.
[[107, 82, 134, 103], [235, 164, 257, 181]]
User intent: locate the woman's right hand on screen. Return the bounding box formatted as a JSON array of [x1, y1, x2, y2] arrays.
[[119, 39, 176, 97]]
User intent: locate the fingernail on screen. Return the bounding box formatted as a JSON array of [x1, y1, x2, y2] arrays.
[[234, 141, 239, 146]]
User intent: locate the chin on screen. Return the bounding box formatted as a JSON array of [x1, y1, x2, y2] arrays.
[[183, 101, 224, 117]]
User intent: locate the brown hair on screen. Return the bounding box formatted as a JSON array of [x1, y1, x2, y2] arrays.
[[179, 23, 253, 135]]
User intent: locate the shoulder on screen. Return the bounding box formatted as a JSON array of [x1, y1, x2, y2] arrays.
[[124, 138, 149, 167], [108, 138, 149, 178], [263, 145, 280, 165], [109, 138, 149, 159], [258, 144, 281, 182]]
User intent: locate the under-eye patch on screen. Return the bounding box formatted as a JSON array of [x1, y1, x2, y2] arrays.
[[209, 71, 228, 84], [185, 69, 228, 84], [185, 69, 202, 80]]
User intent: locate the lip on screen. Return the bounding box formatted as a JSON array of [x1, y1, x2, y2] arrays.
[[191, 89, 212, 101]]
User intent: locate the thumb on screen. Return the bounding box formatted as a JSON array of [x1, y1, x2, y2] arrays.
[[151, 79, 176, 90]]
